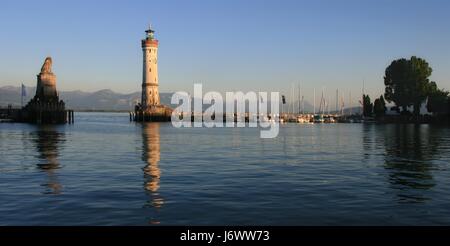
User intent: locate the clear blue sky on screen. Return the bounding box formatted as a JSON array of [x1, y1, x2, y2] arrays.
[[1, 0, 449, 106]]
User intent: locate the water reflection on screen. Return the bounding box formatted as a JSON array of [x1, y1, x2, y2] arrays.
[[33, 125, 65, 195], [362, 124, 376, 161], [382, 125, 441, 203], [142, 123, 164, 223]]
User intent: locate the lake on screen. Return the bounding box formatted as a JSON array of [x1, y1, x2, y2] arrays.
[[1, 112, 450, 225]]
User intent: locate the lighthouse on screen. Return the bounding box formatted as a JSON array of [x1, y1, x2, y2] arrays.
[[133, 24, 172, 122], [141, 25, 160, 108]]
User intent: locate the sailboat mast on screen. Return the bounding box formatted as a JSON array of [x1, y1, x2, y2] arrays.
[[320, 87, 325, 115], [291, 83, 295, 114], [349, 91, 352, 116], [336, 89, 339, 114], [302, 95, 305, 114], [323, 87, 326, 115], [327, 96, 330, 115], [313, 88, 316, 115], [298, 82, 301, 114]]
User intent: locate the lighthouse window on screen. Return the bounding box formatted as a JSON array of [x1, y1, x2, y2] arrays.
[[149, 68, 151, 72]]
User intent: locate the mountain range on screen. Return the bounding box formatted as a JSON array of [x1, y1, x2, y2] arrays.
[[0, 85, 172, 111], [1, 85, 361, 113]]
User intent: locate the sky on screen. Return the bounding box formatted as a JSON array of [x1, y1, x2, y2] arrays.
[[0, 0, 449, 106]]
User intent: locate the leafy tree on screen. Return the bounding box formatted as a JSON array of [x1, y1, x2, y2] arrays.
[[363, 94, 373, 117], [384, 56, 433, 116], [427, 82, 449, 114], [374, 95, 387, 118]]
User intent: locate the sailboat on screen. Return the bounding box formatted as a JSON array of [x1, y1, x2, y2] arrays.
[[313, 87, 325, 123], [295, 82, 312, 124]]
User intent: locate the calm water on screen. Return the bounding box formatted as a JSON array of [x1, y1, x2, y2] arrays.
[[1, 112, 450, 225]]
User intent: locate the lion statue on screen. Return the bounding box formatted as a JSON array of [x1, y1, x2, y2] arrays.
[[40, 57, 53, 74]]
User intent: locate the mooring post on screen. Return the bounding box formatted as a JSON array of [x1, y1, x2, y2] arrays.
[[38, 109, 42, 124]]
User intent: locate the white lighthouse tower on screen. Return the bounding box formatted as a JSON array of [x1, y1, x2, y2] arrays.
[[141, 24, 160, 109], [133, 24, 172, 122]]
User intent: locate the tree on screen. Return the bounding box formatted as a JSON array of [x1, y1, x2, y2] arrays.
[[384, 56, 433, 116], [362, 94, 373, 117], [374, 95, 387, 118], [427, 82, 449, 115]]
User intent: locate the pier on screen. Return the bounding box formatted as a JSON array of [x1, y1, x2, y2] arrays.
[[0, 105, 74, 124], [1, 57, 74, 124]]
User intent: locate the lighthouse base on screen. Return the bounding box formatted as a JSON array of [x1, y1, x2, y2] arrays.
[[133, 105, 173, 122]]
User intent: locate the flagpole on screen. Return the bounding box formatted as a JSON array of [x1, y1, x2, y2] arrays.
[[21, 84, 23, 108]]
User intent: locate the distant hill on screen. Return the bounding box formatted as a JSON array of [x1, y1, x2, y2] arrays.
[[0, 85, 172, 111], [1, 85, 364, 114]]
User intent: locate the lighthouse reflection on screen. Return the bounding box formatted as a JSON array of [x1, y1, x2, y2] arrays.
[[142, 123, 164, 222], [34, 125, 64, 195]]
